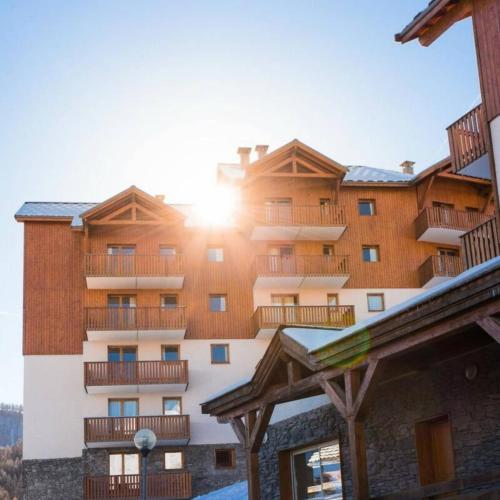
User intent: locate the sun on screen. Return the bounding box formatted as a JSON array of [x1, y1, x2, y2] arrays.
[[191, 185, 240, 227]]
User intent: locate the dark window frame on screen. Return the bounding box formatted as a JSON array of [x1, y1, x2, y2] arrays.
[[214, 448, 236, 469], [367, 293, 385, 312], [211, 344, 230, 364]]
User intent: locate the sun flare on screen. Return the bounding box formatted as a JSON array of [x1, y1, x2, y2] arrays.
[[191, 185, 240, 227]]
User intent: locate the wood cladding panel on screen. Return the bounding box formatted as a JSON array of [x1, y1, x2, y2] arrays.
[[473, 0, 500, 121], [23, 222, 85, 355]]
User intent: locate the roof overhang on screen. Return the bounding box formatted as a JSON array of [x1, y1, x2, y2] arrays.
[[395, 0, 472, 46]]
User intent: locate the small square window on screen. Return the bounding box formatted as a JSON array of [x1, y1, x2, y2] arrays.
[[208, 248, 224, 262], [161, 295, 178, 308], [211, 344, 229, 364], [165, 452, 183, 470], [358, 200, 376, 216], [209, 294, 227, 312], [163, 397, 182, 415], [327, 294, 338, 306], [323, 244, 335, 256], [160, 246, 176, 256], [362, 246, 379, 262], [215, 448, 235, 468], [162, 345, 180, 361], [367, 294, 385, 312], [319, 198, 332, 206]]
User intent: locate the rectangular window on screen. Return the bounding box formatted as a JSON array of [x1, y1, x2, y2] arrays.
[[107, 245, 136, 256], [415, 415, 455, 486], [108, 399, 138, 417], [161, 294, 178, 308], [109, 453, 139, 476], [163, 397, 182, 416], [215, 448, 236, 469], [367, 294, 385, 312], [437, 248, 459, 257], [362, 245, 380, 262], [107, 295, 136, 307], [160, 245, 176, 256], [291, 441, 343, 499], [162, 345, 180, 361], [107, 346, 137, 362], [165, 451, 184, 470], [209, 294, 227, 312], [323, 244, 335, 256], [432, 201, 454, 210], [211, 344, 230, 364], [358, 199, 376, 216], [319, 198, 332, 206], [465, 206, 479, 213], [327, 294, 339, 306], [207, 247, 224, 262]]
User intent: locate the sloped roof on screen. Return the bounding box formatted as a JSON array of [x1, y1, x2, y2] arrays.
[[344, 165, 414, 183], [15, 202, 98, 222]]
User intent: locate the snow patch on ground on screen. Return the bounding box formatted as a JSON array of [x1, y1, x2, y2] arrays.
[[194, 481, 248, 499]]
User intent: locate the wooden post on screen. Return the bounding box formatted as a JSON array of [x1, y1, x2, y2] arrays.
[[245, 410, 260, 500]]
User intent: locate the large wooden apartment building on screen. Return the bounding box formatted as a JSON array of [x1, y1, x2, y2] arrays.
[[16, 133, 495, 499]]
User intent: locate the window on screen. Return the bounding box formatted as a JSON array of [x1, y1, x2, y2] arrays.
[[367, 294, 385, 312], [432, 201, 454, 210], [108, 399, 138, 417], [107, 245, 136, 256], [211, 344, 229, 364], [162, 345, 180, 361], [160, 245, 176, 256], [358, 199, 376, 216], [323, 244, 335, 256], [107, 346, 137, 362], [209, 294, 227, 312], [207, 247, 224, 262], [109, 453, 139, 476], [362, 246, 380, 262], [161, 295, 178, 308], [465, 206, 479, 213], [415, 416, 455, 486], [437, 248, 459, 257], [108, 295, 136, 307], [163, 397, 182, 415], [319, 198, 332, 206], [107, 296, 136, 328], [327, 294, 338, 306], [215, 449, 236, 469], [291, 441, 343, 499], [165, 452, 184, 470], [271, 295, 298, 306]]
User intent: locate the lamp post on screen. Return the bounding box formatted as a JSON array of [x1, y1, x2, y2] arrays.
[[134, 429, 157, 500]]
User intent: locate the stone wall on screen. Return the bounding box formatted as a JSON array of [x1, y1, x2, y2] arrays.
[[23, 457, 83, 500], [259, 343, 500, 498]]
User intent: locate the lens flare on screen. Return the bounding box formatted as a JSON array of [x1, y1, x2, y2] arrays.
[[191, 185, 239, 227]]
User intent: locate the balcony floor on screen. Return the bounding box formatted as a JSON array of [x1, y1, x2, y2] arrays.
[[417, 227, 465, 246], [421, 275, 455, 289], [86, 328, 186, 342], [86, 383, 188, 395], [254, 275, 349, 289], [86, 276, 184, 289], [251, 225, 346, 241]]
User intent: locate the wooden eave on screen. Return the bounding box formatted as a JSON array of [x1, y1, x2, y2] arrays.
[[340, 181, 411, 188], [395, 0, 472, 46], [14, 216, 73, 223], [242, 139, 347, 187]]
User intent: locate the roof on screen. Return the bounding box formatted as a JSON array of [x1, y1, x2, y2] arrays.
[[344, 165, 414, 183], [15, 202, 98, 226]]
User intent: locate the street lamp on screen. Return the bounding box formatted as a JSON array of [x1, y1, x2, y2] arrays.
[[134, 429, 157, 500]]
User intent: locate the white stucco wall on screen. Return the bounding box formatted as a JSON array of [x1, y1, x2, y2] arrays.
[[24, 355, 84, 459], [491, 116, 500, 203]]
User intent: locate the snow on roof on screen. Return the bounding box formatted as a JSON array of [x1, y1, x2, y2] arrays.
[[15, 202, 98, 219], [194, 481, 247, 499], [344, 165, 414, 183], [284, 255, 500, 354], [201, 376, 253, 404]]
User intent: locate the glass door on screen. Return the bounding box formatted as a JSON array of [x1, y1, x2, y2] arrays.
[[271, 295, 298, 323], [108, 295, 136, 329], [268, 245, 295, 274], [265, 198, 292, 224], [107, 245, 136, 275], [108, 346, 137, 385]]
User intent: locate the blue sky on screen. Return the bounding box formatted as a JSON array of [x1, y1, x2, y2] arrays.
[[0, 1, 479, 404]]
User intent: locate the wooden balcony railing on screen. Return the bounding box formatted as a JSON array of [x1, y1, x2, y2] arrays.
[[415, 206, 491, 239], [447, 104, 487, 172], [253, 305, 355, 332], [84, 415, 190, 444], [461, 216, 500, 269], [256, 255, 349, 276], [84, 361, 188, 387], [84, 472, 192, 499], [84, 254, 184, 276], [85, 307, 186, 331], [418, 255, 464, 287], [248, 204, 346, 226]]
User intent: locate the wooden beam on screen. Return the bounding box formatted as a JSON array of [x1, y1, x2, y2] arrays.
[[482, 188, 494, 212], [287, 360, 301, 387], [320, 379, 347, 418], [418, 175, 435, 211], [245, 410, 261, 500], [477, 316, 500, 343], [249, 404, 274, 452], [352, 359, 384, 419], [228, 417, 247, 446]]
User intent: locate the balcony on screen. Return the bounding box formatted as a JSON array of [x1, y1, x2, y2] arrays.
[[84, 472, 192, 499], [415, 207, 491, 246], [247, 204, 346, 240], [254, 255, 349, 289], [84, 415, 190, 448], [84, 361, 188, 394], [461, 216, 500, 269], [418, 255, 465, 288], [85, 307, 187, 341], [447, 104, 489, 177], [85, 254, 184, 289], [253, 305, 355, 339]]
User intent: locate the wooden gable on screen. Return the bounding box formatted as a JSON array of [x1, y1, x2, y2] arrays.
[[81, 186, 184, 226], [243, 139, 347, 186]]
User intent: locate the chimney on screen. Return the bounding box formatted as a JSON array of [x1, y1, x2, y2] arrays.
[[155, 194, 165, 203], [237, 147, 252, 168], [400, 160, 415, 175], [255, 144, 269, 160]]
